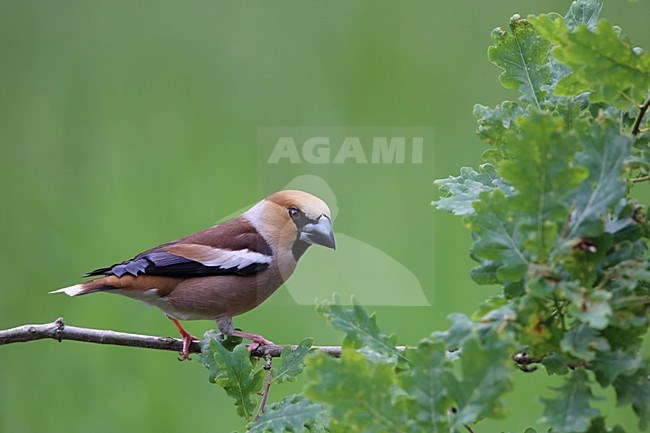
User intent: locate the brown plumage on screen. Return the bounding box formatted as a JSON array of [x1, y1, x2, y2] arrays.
[[51, 190, 335, 360]]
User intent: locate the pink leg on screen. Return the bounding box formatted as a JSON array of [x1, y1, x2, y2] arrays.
[[231, 329, 275, 353], [166, 315, 198, 361]]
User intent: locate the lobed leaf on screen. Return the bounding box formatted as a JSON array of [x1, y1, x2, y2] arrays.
[[468, 190, 529, 282], [272, 338, 314, 384], [247, 395, 329, 433], [500, 112, 587, 260], [566, 118, 631, 238], [396, 339, 451, 431], [304, 350, 411, 433], [317, 295, 404, 363], [563, 0, 602, 31], [591, 350, 640, 387], [432, 164, 512, 216], [199, 337, 265, 421], [474, 102, 523, 162], [532, 15, 650, 109], [542, 370, 600, 433], [443, 332, 514, 428], [488, 16, 551, 109], [560, 323, 610, 361], [613, 363, 650, 430]]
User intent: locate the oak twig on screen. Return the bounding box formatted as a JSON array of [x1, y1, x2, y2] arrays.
[[631, 175, 650, 184], [632, 95, 650, 136], [253, 355, 273, 422], [0, 318, 393, 358]]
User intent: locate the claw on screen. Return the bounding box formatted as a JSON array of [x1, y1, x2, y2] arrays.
[[231, 330, 274, 353], [166, 314, 198, 361]]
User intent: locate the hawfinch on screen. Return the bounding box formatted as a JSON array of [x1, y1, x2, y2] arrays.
[[51, 190, 335, 360]]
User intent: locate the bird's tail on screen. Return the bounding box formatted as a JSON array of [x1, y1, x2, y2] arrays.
[[49, 278, 116, 297]]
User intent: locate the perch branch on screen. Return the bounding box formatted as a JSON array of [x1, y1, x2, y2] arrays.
[[0, 318, 402, 358], [1, 319, 554, 372]]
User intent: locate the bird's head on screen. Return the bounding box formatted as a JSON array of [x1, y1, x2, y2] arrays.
[[244, 190, 335, 260]]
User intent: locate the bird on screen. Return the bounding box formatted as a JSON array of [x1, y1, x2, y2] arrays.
[[50, 190, 336, 360]]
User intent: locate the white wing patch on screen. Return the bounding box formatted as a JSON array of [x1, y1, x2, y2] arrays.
[[197, 248, 272, 270], [163, 243, 272, 271]]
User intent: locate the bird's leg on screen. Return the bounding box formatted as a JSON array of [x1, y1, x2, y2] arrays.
[[165, 314, 198, 361], [231, 329, 275, 353]]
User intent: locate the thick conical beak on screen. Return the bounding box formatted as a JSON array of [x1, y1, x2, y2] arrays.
[[299, 216, 336, 249]]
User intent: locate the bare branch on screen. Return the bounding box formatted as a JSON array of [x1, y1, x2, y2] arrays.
[[1, 319, 553, 372], [253, 355, 273, 422], [632, 94, 650, 136], [0, 318, 394, 358], [631, 174, 650, 184]]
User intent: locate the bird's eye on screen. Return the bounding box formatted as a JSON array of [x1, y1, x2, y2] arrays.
[[288, 207, 300, 218]]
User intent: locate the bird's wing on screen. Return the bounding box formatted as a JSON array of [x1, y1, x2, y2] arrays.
[[84, 217, 273, 278]]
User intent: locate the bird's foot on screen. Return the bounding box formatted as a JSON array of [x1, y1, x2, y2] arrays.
[[178, 333, 199, 361], [166, 314, 198, 361], [231, 330, 275, 354]]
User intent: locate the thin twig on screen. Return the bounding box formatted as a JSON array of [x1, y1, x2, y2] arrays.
[[253, 355, 273, 422], [632, 95, 650, 136], [631, 175, 650, 184], [0, 318, 403, 358]]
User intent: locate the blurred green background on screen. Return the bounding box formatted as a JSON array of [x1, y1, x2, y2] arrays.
[[2, 2, 650, 432]]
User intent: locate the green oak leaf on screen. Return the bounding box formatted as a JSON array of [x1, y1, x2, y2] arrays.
[[468, 189, 529, 282], [432, 313, 477, 349], [542, 370, 600, 433], [474, 102, 523, 162], [443, 332, 514, 428], [608, 259, 650, 293], [566, 290, 613, 330], [560, 323, 610, 361], [532, 15, 650, 109], [271, 338, 313, 384], [433, 311, 513, 351], [545, 1, 602, 96], [591, 350, 640, 387], [500, 112, 587, 260], [542, 353, 571, 376], [566, 119, 631, 238], [613, 364, 650, 430], [247, 395, 329, 433], [488, 16, 551, 109], [604, 201, 645, 245], [432, 164, 512, 216], [471, 296, 510, 321], [199, 338, 265, 421], [563, 0, 602, 31], [396, 339, 451, 431], [317, 295, 404, 363], [305, 350, 411, 433], [469, 258, 501, 285], [585, 417, 626, 433]]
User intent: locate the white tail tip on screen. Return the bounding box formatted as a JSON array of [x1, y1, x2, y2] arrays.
[[49, 284, 85, 297]]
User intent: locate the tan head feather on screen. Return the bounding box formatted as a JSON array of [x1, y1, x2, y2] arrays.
[[265, 190, 331, 220]]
